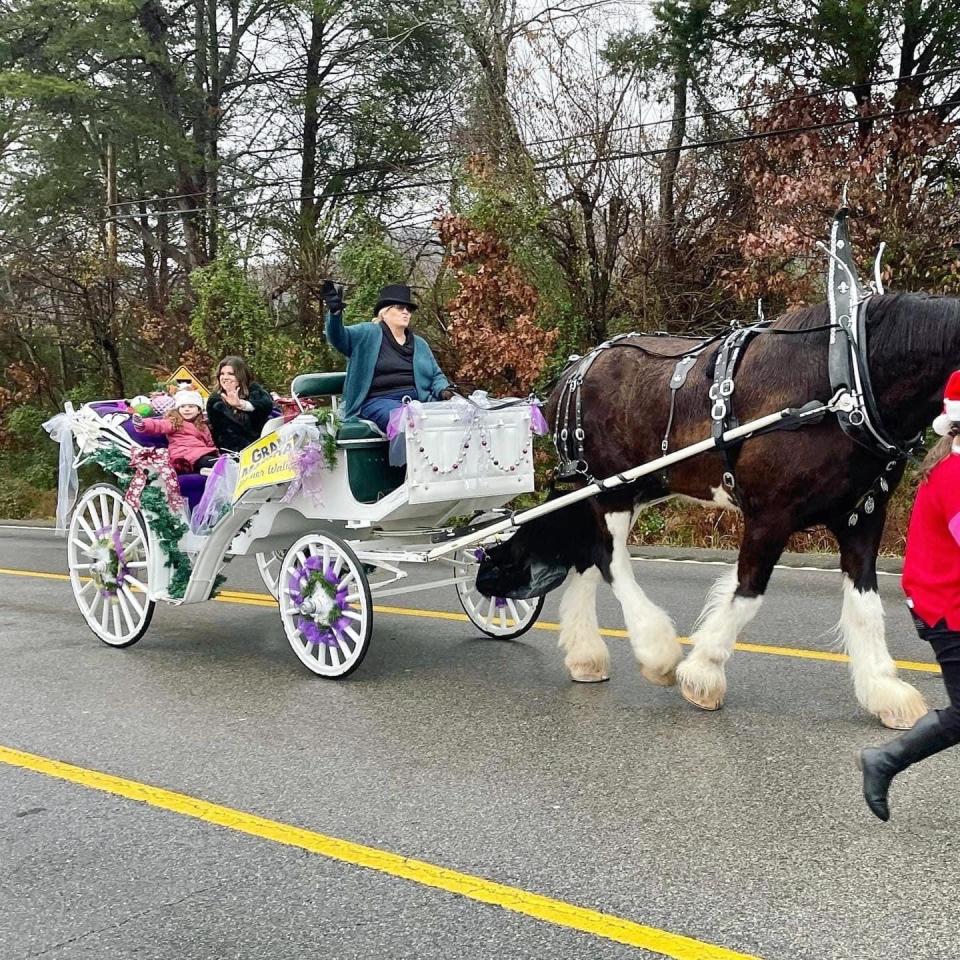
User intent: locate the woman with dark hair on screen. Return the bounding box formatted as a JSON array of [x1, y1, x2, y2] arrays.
[[321, 281, 452, 432], [206, 355, 274, 453], [858, 370, 960, 821]]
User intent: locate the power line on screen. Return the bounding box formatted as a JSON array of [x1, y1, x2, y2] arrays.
[[102, 98, 957, 223], [105, 63, 960, 212], [516, 62, 960, 149]]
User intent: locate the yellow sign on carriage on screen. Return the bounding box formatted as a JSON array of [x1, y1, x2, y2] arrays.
[[233, 431, 298, 501]]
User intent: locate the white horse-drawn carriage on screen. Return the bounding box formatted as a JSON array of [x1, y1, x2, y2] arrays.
[[48, 373, 547, 677]]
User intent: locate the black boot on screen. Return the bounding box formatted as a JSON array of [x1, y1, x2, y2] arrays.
[[858, 711, 959, 821]]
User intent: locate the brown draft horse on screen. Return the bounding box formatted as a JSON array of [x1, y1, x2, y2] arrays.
[[478, 293, 960, 729]]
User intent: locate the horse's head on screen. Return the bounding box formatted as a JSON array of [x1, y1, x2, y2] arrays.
[[474, 497, 602, 599]]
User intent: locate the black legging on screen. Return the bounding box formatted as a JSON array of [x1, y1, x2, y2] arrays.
[[912, 612, 960, 742], [194, 453, 220, 471]]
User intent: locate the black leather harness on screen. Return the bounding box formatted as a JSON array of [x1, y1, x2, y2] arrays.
[[552, 208, 924, 511]]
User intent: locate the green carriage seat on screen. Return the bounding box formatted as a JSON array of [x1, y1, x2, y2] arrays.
[[291, 371, 405, 504]]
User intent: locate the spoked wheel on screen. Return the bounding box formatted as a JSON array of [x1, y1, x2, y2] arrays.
[[67, 483, 154, 647], [278, 531, 373, 678], [454, 547, 544, 639], [255, 549, 284, 600]]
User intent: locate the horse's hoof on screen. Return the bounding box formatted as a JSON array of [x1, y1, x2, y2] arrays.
[[569, 667, 610, 683], [641, 666, 676, 687], [879, 710, 918, 731], [680, 684, 724, 711]]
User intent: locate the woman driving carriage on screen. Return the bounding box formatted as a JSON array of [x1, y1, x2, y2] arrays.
[[320, 281, 453, 432]]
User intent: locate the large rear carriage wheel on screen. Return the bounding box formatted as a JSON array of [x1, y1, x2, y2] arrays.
[[68, 483, 154, 647], [454, 547, 544, 639], [278, 532, 372, 677]]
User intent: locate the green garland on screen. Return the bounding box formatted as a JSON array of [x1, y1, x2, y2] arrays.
[[88, 447, 192, 599], [309, 410, 341, 470]]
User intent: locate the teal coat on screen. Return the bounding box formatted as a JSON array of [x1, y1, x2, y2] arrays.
[[324, 311, 450, 419]]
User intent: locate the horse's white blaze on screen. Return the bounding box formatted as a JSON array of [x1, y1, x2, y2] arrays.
[[558, 566, 609, 681], [677, 567, 762, 705], [839, 576, 927, 727], [604, 511, 682, 681]]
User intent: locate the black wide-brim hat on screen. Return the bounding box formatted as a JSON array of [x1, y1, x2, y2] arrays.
[[374, 284, 418, 314]]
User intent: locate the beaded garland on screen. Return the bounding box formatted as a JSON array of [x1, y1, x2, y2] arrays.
[[406, 406, 479, 475], [403, 405, 533, 476], [477, 413, 531, 474]]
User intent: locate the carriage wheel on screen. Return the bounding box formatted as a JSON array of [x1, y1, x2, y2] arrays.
[[67, 483, 155, 648], [454, 547, 545, 640], [278, 531, 373, 678], [255, 550, 284, 600]]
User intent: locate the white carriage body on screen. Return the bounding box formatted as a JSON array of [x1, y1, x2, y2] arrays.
[[57, 395, 539, 609]]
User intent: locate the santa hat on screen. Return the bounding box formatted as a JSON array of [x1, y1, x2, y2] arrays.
[[174, 390, 204, 411], [932, 371, 960, 436]]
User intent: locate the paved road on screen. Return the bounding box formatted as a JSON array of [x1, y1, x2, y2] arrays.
[[1, 526, 956, 960]]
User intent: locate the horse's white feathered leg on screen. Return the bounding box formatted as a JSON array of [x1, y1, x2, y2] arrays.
[[677, 567, 762, 710], [839, 576, 927, 729], [558, 566, 609, 682], [604, 511, 682, 685]]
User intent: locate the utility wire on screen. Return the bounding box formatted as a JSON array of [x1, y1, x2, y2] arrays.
[[103, 98, 958, 222], [106, 63, 960, 212]]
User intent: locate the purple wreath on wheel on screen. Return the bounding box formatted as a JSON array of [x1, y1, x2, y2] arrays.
[[288, 554, 351, 647], [92, 525, 130, 598]]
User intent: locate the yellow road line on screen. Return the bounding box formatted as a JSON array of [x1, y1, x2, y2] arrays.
[[0, 744, 760, 960], [0, 566, 941, 674]]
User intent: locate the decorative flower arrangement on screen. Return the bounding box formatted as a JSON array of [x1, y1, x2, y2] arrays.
[[287, 555, 351, 647], [91, 525, 129, 597], [281, 442, 326, 506]]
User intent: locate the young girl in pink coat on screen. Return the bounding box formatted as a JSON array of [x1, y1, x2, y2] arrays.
[[132, 390, 220, 473]]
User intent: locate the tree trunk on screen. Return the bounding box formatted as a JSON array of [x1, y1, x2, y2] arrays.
[[658, 60, 688, 259], [298, 4, 325, 326], [138, 0, 208, 269]]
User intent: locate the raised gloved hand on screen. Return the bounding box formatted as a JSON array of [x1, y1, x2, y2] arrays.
[[320, 279, 345, 315]]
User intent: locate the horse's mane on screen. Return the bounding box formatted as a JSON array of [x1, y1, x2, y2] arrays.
[[866, 293, 960, 356], [772, 292, 960, 356]]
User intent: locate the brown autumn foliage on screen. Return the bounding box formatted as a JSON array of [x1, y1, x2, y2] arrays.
[[726, 88, 960, 305], [436, 213, 558, 395]]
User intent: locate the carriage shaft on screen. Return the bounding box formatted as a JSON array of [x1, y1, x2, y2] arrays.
[[425, 403, 827, 561]]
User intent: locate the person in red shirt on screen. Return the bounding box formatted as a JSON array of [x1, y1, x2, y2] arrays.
[[859, 370, 960, 820]]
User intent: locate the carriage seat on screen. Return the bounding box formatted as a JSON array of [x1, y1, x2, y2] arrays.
[[291, 371, 346, 399], [336, 418, 386, 443]]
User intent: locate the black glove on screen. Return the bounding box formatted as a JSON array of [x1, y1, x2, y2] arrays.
[[438, 387, 455, 401], [320, 279, 345, 314]]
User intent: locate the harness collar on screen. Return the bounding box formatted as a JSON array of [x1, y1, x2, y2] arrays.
[[824, 207, 923, 463]]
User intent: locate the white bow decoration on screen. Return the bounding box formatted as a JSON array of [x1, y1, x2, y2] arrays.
[[41, 413, 80, 535]]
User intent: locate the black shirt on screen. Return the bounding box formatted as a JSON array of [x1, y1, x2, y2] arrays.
[[367, 322, 416, 398]]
